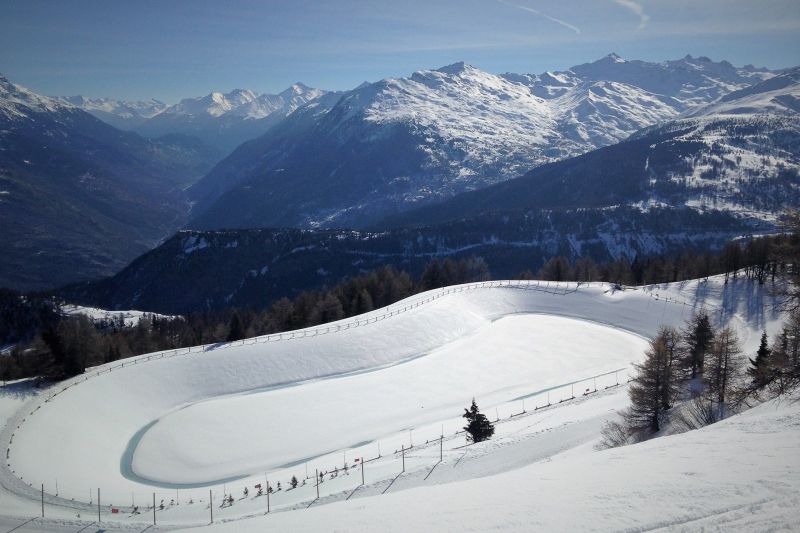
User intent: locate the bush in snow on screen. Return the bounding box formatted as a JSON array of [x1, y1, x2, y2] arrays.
[[463, 398, 495, 443]]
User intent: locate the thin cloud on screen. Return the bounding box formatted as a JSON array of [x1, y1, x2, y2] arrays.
[[496, 0, 581, 35], [613, 0, 650, 31]]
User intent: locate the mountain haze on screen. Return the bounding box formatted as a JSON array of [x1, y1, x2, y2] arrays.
[[132, 83, 326, 153], [0, 75, 210, 290]]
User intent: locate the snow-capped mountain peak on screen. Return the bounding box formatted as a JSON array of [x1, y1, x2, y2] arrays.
[[685, 67, 800, 117], [55, 95, 167, 128], [434, 61, 475, 75], [603, 52, 626, 63], [0, 75, 72, 119], [128, 83, 327, 152], [187, 54, 790, 230]]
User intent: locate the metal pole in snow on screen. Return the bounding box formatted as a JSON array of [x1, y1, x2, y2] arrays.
[[316, 469, 319, 499], [267, 479, 270, 513], [41, 484, 44, 517], [209, 490, 213, 524], [361, 457, 365, 486], [98, 488, 101, 523], [402, 445, 405, 472], [153, 493, 156, 526], [440, 436, 443, 462]]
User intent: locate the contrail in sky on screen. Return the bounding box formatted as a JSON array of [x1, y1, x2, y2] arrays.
[[496, 0, 582, 35], [613, 0, 650, 31]]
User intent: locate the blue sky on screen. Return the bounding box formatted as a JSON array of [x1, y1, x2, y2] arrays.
[[1, 0, 799, 102]]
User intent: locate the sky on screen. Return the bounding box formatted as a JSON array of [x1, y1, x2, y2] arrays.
[[1, 0, 799, 103]]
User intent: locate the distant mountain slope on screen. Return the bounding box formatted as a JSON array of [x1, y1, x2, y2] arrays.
[[685, 67, 800, 117], [133, 84, 326, 153], [0, 75, 210, 290], [56, 95, 167, 130], [187, 54, 778, 231], [378, 69, 800, 229], [61, 207, 758, 314]]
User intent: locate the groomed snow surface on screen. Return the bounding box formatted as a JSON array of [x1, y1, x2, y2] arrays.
[[1, 276, 797, 532]]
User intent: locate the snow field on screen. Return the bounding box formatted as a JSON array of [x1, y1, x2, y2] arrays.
[[132, 314, 645, 484], [182, 394, 800, 533], [1, 277, 786, 527]]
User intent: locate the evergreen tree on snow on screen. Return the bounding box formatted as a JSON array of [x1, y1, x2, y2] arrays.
[[748, 331, 772, 388], [462, 398, 495, 443], [682, 311, 714, 379], [290, 475, 298, 489]]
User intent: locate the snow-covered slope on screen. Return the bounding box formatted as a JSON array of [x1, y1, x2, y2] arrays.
[[189, 54, 782, 230], [0, 276, 785, 529], [55, 95, 167, 129], [686, 67, 800, 117], [383, 67, 800, 230], [186, 394, 800, 533], [134, 83, 326, 152], [0, 74, 74, 119]]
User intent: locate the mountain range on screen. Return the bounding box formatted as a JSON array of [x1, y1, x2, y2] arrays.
[[186, 54, 781, 230], [65, 84, 326, 154], [55, 95, 167, 130], [2, 53, 798, 295], [380, 68, 800, 229]]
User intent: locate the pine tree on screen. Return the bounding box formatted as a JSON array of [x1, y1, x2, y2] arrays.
[[290, 475, 298, 489], [351, 289, 374, 315], [626, 332, 679, 434], [462, 399, 495, 443], [683, 311, 714, 379], [227, 311, 245, 342], [747, 331, 772, 389]]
